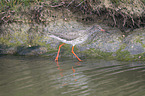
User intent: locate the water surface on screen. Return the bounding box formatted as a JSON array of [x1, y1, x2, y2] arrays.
[[0, 55, 145, 96]]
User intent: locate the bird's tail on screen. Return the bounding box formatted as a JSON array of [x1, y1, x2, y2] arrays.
[[48, 35, 67, 43]]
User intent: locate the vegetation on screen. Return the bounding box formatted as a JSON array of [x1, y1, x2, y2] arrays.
[[0, 0, 144, 31], [0, 0, 145, 60]]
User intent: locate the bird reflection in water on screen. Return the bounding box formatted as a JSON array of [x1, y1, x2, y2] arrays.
[[55, 60, 81, 86], [56, 60, 64, 77], [72, 66, 77, 81]]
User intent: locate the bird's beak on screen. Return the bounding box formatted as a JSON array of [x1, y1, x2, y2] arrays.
[[100, 29, 105, 31], [101, 29, 110, 33]]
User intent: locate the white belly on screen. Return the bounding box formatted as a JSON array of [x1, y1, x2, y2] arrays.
[[49, 34, 88, 46]]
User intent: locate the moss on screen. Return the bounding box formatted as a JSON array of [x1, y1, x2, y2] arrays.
[[0, 36, 9, 45], [0, 30, 51, 51], [142, 44, 145, 48], [115, 50, 131, 61], [118, 36, 124, 41], [115, 44, 132, 61], [81, 48, 113, 59], [29, 36, 53, 51], [133, 53, 145, 61], [119, 43, 127, 50], [30, 35, 42, 45], [134, 36, 145, 48], [135, 36, 142, 43], [0, 35, 23, 47], [108, 41, 114, 43], [113, 44, 145, 61], [60, 44, 72, 56], [43, 48, 57, 56]]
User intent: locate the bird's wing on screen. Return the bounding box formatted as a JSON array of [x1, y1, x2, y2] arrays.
[[49, 30, 86, 41]]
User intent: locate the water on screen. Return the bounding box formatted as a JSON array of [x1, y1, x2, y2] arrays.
[[0, 55, 145, 96]]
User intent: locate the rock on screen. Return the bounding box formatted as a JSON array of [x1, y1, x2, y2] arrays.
[[0, 6, 145, 61], [18, 46, 48, 56], [123, 28, 145, 54]]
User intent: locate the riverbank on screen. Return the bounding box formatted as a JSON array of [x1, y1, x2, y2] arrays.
[[0, 0, 145, 61]]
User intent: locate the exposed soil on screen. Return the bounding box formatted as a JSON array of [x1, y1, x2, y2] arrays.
[[0, 0, 144, 33], [64, 1, 145, 32]]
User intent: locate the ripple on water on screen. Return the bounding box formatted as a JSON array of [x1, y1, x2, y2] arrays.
[[0, 56, 145, 96]]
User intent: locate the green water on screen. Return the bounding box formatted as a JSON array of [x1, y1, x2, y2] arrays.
[[0, 55, 145, 96]]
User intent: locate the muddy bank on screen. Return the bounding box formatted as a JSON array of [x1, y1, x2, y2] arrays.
[[1, 0, 144, 31], [0, 1, 145, 61]]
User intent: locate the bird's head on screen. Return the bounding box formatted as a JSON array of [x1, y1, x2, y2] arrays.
[[95, 25, 110, 33]]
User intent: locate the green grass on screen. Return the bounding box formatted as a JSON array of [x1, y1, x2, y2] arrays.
[[140, 0, 145, 4], [0, 0, 45, 12]]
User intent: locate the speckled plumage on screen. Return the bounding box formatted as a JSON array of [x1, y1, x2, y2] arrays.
[[47, 25, 108, 61], [48, 25, 104, 46]]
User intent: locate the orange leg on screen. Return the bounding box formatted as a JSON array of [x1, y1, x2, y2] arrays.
[[72, 66, 77, 81], [71, 46, 82, 61], [55, 43, 65, 61]]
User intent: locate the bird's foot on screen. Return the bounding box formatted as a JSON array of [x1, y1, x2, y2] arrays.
[[78, 59, 82, 62], [79, 60, 82, 62], [55, 57, 58, 62]]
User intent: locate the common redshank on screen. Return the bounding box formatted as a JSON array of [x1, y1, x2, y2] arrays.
[[48, 25, 109, 61]]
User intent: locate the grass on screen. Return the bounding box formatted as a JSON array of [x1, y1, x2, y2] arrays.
[[0, 0, 45, 12]]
